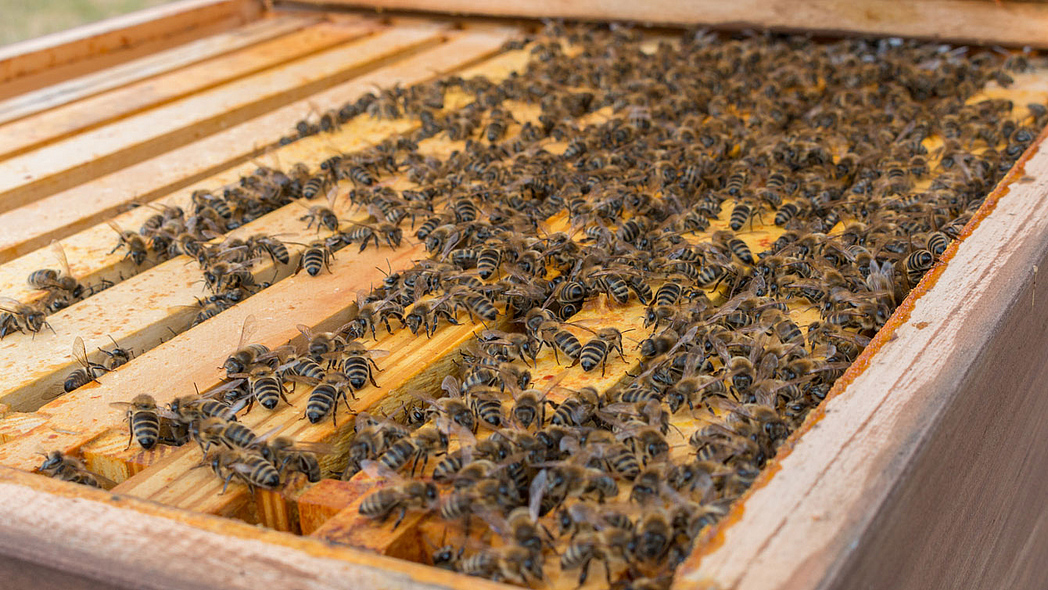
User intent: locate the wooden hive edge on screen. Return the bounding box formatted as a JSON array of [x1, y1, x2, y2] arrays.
[[288, 0, 1048, 48], [0, 15, 319, 127], [0, 16, 378, 162], [0, 465, 512, 590], [673, 125, 1048, 589], [0, 0, 266, 100]]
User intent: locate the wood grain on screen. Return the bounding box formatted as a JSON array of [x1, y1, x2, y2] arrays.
[[0, 0, 264, 100], [674, 130, 1048, 590], [296, 0, 1048, 47], [0, 16, 314, 127], [0, 19, 369, 161], [0, 28, 514, 263], [0, 466, 508, 590], [0, 18, 421, 214]]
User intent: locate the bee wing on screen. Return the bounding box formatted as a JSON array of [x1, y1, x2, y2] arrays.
[[366, 349, 390, 358], [236, 315, 259, 349], [252, 425, 283, 446], [296, 323, 315, 341], [440, 375, 461, 398], [106, 220, 124, 235], [528, 468, 548, 522], [50, 241, 74, 278], [0, 296, 24, 312], [291, 441, 336, 455], [72, 336, 92, 369], [359, 459, 406, 482], [325, 184, 340, 209], [200, 379, 247, 399]]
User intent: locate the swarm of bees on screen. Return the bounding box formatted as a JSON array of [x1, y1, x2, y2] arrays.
[[35, 21, 1047, 590]]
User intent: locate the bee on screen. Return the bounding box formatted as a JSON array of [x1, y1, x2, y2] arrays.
[[298, 188, 340, 231], [904, 249, 935, 285], [28, 242, 84, 308], [729, 202, 753, 231], [259, 437, 327, 483], [222, 316, 271, 378], [338, 341, 386, 391], [454, 291, 499, 324], [340, 222, 403, 253], [109, 394, 163, 450], [107, 221, 149, 265], [295, 239, 335, 277], [38, 451, 113, 489], [0, 297, 54, 337], [64, 336, 108, 392], [207, 448, 281, 493], [404, 296, 460, 338], [345, 296, 406, 340], [576, 328, 628, 376], [246, 234, 291, 265], [195, 417, 260, 453], [358, 462, 439, 529], [96, 335, 133, 370], [231, 364, 290, 411], [298, 371, 355, 426], [537, 321, 582, 364]]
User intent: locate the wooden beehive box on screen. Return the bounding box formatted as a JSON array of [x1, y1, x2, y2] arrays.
[[2, 1, 1048, 589]]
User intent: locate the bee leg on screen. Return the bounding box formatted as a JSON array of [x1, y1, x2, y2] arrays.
[[391, 505, 408, 531], [125, 428, 135, 450], [367, 369, 378, 388], [577, 560, 590, 588]]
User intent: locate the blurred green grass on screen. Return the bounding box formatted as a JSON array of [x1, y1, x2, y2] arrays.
[[0, 0, 173, 46]]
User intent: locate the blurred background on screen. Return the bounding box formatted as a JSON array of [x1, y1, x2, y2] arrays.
[[0, 0, 172, 45]]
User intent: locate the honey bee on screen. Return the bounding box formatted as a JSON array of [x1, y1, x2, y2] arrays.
[[109, 394, 163, 450], [575, 328, 628, 376], [295, 239, 335, 277], [38, 451, 114, 489], [222, 315, 271, 378], [206, 447, 281, 493], [358, 461, 439, 529], [0, 297, 53, 337], [63, 336, 108, 393], [258, 437, 328, 482], [28, 242, 84, 310], [107, 221, 149, 265]]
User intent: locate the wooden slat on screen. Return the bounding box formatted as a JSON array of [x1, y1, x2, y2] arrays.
[[0, 19, 367, 160], [0, 0, 264, 101], [0, 16, 315, 127], [0, 28, 515, 263], [296, 0, 1048, 47], [0, 20, 435, 215], [0, 466, 505, 590], [674, 131, 1048, 589], [0, 45, 526, 418], [0, 33, 525, 462]]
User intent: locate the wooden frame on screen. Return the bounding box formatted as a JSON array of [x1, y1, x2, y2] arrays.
[[283, 0, 1048, 48], [2, 3, 1048, 590], [0, 0, 264, 100]]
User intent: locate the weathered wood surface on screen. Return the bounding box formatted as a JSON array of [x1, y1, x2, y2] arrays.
[[0, 18, 414, 213], [675, 130, 1048, 590], [0, 15, 313, 127], [0, 466, 508, 590], [0, 27, 511, 262], [296, 0, 1048, 47], [0, 0, 264, 101], [0, 18, 369, 161]]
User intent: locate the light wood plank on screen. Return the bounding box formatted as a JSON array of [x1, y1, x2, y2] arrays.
[[0, 466, 505, 590], [674, 130, 1048, 590], [302, 0, 1048, 47], [0, 21, 436, 214], [0, 33, 525, 461], [0, 0, 264, 100], [0, 19, 365, 160], [0, 28, 515, 263], [0, 16, 315, 127]]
